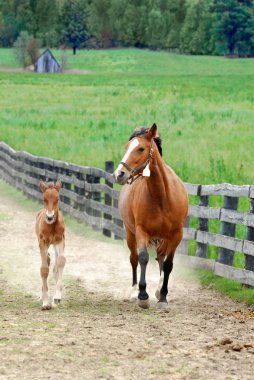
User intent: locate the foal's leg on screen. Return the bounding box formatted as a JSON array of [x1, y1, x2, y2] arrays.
[[39, 241, 51, 310], [136, 227, 150, 309], [53, 240, 66, 305], [126, 228, 138, 301]]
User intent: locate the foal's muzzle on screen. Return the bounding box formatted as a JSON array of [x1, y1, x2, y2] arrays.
[[45, 210, 55, 224]]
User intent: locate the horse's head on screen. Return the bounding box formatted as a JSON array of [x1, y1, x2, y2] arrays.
[[114, 123, 161, 185], [39, 180, 61, 224]]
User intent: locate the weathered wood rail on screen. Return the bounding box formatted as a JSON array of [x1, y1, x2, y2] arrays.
[[1, 141, 254, 286]]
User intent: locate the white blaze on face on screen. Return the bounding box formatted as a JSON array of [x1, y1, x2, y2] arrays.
[[114, 138, 139, 177]]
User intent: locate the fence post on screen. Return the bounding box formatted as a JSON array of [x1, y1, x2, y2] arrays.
[[245, 198, 254, 272], [196, 194, 209, 258], [92, 175, 101, 230], [217, 196, 238, 265], [113, 197, 124, 240], [74, 172, 85, 211], [103, 161, 114, 238]]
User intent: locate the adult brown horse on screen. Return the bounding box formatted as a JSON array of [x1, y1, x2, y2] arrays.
[[35, 180, 66, 310], [114, 123, 188, 309]]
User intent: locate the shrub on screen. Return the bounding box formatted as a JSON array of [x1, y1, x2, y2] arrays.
[[14, 31, 41, 68]]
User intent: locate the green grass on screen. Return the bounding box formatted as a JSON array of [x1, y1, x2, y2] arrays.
[[0, 48, 254, 184], [1, 48, 254, 303], [196, 269, 254, 306]]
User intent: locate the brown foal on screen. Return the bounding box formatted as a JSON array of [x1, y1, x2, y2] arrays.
[[35, 180, 66, 310]]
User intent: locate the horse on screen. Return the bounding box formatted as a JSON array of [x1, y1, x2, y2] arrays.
[[114, 123, 188, 309], [35, 180, 66, 310]]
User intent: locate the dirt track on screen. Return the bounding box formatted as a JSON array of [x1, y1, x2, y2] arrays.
[[0, 185, 254, 380]]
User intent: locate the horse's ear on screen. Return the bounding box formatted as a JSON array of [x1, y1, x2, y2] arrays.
[[148, 123, 157, 138], [55, 180, 62, 191], [39, 180, 47, 193]]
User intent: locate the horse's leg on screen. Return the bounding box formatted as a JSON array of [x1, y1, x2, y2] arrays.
[[53, 240, 66, 305], [126, 227, 138, 301], [136, 227, 150, 309], [156, 255, 173, 310], [155, 253, 165, 300], [39, 241, 51, 310]]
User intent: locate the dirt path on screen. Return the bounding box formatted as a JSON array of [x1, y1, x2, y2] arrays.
[[0, 187, 254, 380]]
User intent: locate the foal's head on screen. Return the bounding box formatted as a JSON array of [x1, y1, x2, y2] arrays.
[[114, 123, 162, 185], [39, 180, 61, 224]]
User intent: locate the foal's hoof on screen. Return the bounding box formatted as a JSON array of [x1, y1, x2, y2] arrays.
[[41, 304, 52, 311], [138, 298, 150, 309], [156, 301, 169, 311], [53, 299, 61, 305]]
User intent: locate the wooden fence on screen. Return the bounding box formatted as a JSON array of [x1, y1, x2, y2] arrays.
[[1, 141, 254, 286]]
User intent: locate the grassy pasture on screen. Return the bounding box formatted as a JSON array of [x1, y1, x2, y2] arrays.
[[0, 48, 253, 271], [0, 48, 254, 185]]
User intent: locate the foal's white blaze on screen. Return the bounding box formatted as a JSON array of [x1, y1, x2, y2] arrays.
[[114, 138, 139, 177]]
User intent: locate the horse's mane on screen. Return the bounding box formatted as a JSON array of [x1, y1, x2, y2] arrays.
[[128, 127, 163, 157]]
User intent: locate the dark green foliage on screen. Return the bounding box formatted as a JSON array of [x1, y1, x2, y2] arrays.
[[211, 0, 254, 56], [60, 0, 89, 54], [0, 0, 254, 56]]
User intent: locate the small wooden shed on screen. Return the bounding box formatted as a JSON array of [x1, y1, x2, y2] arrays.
[[34, 49, 61, 73]]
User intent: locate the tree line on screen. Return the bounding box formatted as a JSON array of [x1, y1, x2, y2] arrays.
[[1, 0, 254, 57]]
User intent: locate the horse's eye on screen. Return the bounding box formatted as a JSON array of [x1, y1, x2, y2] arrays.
[[138, 147, 145, 152]]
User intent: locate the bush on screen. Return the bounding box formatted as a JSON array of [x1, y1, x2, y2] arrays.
[[14, 31, 41, 68]]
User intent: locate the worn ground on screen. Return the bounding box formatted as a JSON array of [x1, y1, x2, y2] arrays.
[[0, 189, 254, 380]]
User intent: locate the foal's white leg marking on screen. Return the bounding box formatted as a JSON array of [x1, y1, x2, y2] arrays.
[[129, 284, 139, 302], [114, 138, 139, 177], [53, 242, 66, 304], [41, 248, 50, 309]]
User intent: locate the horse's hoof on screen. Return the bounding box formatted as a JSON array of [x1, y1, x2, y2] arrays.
[[155, 288, 161, 301], [42, 304, 52, 311], [129, 285, 138, 302], [53, 299, 61, 305], [156, 301, 169, 311], [138, 298, 150, 309]]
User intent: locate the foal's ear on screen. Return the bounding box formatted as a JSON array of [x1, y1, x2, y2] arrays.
[[55, 180, 62, 191], [148, 123, 157, 138], [39, 180, 47, 193]]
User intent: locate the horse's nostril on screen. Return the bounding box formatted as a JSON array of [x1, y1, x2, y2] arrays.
[[118, 171, 125, 178]]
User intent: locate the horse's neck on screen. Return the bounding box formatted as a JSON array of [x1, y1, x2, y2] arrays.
[[147, 155, 169, 200]]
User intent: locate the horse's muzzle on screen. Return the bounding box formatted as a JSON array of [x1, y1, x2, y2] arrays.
[[114, 170, 128, 185]]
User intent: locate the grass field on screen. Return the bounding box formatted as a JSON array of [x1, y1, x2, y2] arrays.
[[0, 48, 254, 185]]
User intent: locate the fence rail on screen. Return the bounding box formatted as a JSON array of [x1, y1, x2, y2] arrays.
[[1, 141, 254, 286]]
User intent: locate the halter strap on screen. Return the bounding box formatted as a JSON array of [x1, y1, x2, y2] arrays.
[[121, 140, 154, 185]]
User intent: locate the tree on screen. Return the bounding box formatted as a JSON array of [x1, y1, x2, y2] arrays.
[[60, 0, 89, 54], [211, 0, 254, 56], [164, 0, 187, 50], [88, 0, 114, 48], [146, 7, 166, 50], [180, 0, 213, 54], [14, 30, 40, 67], [35, 0, 59, 47]]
